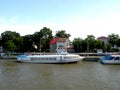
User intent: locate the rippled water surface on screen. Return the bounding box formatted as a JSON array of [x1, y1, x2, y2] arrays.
[[0, 59, 120, 90]]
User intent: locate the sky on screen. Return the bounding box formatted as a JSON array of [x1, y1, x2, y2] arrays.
[[0, 0, 120, 40]]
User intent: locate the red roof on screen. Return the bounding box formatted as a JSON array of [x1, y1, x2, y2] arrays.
[[49, 38, 68, 45], [97, 36, 108, 40], [49, 38, 57, 45]]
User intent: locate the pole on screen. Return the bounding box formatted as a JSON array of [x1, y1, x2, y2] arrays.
[[87, 39, 89, 52]]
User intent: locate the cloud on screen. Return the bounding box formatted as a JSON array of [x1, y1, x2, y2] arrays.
[[64, 13, 120, 39], [0, 13, 120, 41]]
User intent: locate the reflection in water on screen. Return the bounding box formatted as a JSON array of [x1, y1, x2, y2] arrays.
[[0, 59, 120, 90]]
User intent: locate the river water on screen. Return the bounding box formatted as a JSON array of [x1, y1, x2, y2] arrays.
[[0, 59, 120, 90]]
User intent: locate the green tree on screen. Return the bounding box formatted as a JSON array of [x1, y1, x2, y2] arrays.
[[1, 31, 20, 51], [72, 37, 83, 52], [32, 32, 40, 48], [1, 31, 20, 42], [108, 33, 119, 47], [95, 40, 104, 49], [85, 35, 96, 52], [39, 27, 53, 52], [5, 40, 17, 51], [0, 36, 2, 46], [104, 43, 112, 52], [116, 38, 120, 47], [23, 34, 33, 52], [55, 30, 71, 38], [14, 37, 24, 52]]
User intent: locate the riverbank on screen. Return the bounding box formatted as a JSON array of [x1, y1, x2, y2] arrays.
[[0, 52, 104, 61], [1, 52, 119, 62]]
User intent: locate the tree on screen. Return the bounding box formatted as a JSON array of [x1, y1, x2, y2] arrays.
[[108, 33, 119, 47], [116, 38, 120, 47], [39, 27, 53, 52], [72, 37, 83, 52], [32, 32, 40, 48], [85, 35, 96, 52], [1, 31, 20, 42], [95, 40, 104, 49], [55, 30, 71, 38], [23, 34, 33, 52], [13, 37, 24, 52], [1, 31, 20, 51], [104, 43, 112, 52], [5, 40, 17, 52]]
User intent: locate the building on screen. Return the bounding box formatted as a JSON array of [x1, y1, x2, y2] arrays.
[[97, 36, 108, 45], [49, 38, 57, 52], [49, 38, 69, 53]]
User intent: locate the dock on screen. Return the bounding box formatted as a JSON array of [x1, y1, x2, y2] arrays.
[[78, 53, 105, 61]]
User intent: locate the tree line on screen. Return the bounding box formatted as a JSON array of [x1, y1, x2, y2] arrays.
[[0, 27, 70, 52], [73, 34, 120, 53], [0, 26, 120, 53]]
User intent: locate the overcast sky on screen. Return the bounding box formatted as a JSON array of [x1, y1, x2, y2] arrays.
[[0, 0, 120, 40]]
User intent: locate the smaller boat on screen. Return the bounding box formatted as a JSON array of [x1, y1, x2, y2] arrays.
[[100, 54, 120, 64], [0, 52, 17, 59]]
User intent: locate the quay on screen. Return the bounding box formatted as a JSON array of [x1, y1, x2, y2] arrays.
[[0, 52, 106, 61], [0, 52, 105, 61], [78, 53, 105, 61]]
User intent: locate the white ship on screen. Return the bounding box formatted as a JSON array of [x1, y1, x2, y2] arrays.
[[17, 52, 84, 64], [17, 38, 84, 64]]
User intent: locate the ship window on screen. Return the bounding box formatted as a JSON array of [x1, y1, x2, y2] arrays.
[[114, 57, 119, 60], [53, 58, 56, 60], [110, 57, 114, 60], [64, 56, 78, 59]]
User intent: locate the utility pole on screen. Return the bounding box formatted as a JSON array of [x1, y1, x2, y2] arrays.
[[40, 38, 41, 53], [87, 39, 89, 52]]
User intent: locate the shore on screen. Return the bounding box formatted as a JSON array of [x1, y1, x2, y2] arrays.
[[2, 52, 120, 65], [0, 52, 104, 61]]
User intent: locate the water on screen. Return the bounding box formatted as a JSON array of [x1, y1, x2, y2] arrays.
[[0, 59, 120, 90]]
